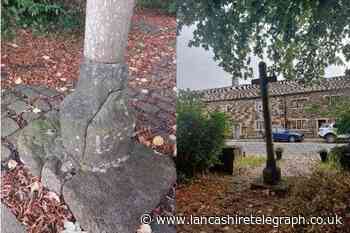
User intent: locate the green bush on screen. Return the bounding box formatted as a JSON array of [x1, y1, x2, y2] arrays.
[[334, 98, 350, 135], [2, 0, 82, 38], [176, 90, 230, 181], [136, 0, 176, 14], [330, 145, 350, 171]]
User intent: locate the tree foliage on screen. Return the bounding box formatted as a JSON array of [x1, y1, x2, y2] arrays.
[[306, 96, 350, 134], [176, 90, 230, 181], [178, 0, 350, 82], [137, 0, 176, 14], [2, 0, 82, 38]]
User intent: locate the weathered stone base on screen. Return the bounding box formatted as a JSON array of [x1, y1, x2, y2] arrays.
[[15, 114, 176, 232], [262, 165, 281, 185], [11, 99, 175, 233], [251, 177, 289, 195], [63, 143, 175, 233]]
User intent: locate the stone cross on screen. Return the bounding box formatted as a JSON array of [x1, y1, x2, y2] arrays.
[[259, 61, 281, 185]]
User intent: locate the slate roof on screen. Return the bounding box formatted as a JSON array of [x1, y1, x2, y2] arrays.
[[199, 76, 350, 102]]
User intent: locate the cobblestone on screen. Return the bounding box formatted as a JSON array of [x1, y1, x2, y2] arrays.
[[32, 99, 51, 112], [1, 85, 64, 143], [16, 86, 40, 99], [1, 117, 19, 137], [2, 92, 18, 106], [7, 100, 31, 113], [21, 112, 40, 123], [1, 144, 11, 162], [31, 85, 61, 97]]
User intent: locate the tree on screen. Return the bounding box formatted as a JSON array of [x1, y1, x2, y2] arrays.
[[84, 0, 135, 63], [178, 0, 350, 82], [333, 99, 350, 135], [306, 96, 350, 135]]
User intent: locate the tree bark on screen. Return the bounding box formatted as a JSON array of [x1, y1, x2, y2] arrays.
[[84, 0, 135, 63]]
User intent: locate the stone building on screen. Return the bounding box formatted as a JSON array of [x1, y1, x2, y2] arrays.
[[199, 76, 350, 139]]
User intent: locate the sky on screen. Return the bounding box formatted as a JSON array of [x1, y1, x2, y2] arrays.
[[177, 25, 350, 90]]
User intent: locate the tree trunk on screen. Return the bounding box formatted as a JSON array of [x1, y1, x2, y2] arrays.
[[84, 0, 135, 63]]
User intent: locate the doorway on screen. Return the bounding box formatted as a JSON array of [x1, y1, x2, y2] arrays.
[[233, 124, 241, 139]]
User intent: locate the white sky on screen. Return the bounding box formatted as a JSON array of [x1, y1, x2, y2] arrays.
[[177, 25, 350, 90]]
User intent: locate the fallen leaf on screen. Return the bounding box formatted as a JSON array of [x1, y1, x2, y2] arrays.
[[169, 134, 176, 141], [14, 77, 23, 84], [30, 181, 40, 193], [46, 191, 60, 202], [32, 107, 41, 113], [58, 87, 68, 92], [8, 160, 17, 170], [8, 43, 19, 48], [152, 136, 164, 146]]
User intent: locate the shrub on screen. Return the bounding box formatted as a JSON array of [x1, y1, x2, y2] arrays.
[[2, 0, 82, 38], [285, 171, 350, 233], [136, 0, 176, 14], [176, 90, 230, 181], [330, 145, 350, 171], [317, 148, 329, 163]]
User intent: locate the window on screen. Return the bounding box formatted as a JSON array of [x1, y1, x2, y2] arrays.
[[325, 95, 341, 106], [255, 101, 263, 112], [255, 120, 264, 130], [288, 119, 308, 130], [225, 104, 234, 112], [290, 98, 308, 109]]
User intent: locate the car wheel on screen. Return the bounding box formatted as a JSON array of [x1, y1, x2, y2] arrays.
[[326, 134, 336, 143], [289, 136, 296, 143]]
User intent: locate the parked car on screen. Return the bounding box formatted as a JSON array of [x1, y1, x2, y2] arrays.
[[318, 123, 350, 143], [272, 128, 304, 142]]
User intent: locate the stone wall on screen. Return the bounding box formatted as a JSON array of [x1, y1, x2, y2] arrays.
[[204, 78, 350, 139]]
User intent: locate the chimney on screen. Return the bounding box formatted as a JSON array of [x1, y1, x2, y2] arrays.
[[345, 69, 350, 76], [232, 77, 239, 86]]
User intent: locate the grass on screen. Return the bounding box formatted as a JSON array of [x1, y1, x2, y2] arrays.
[[235, 155, 266, 168], [317, 162, 338, 172], [317, 159, 340, 172]]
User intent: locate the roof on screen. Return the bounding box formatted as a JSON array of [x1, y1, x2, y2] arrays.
[[198, 76, 350, 102]]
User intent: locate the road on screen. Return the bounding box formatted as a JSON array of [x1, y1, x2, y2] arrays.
[[226, 140, 347, 156]]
